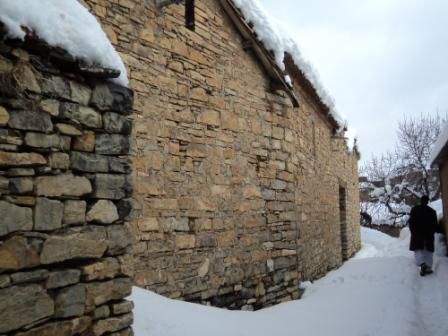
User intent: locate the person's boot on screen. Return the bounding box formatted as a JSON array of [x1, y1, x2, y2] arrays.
[[420, 263, 428, 276], [420, 263, 433, 276]]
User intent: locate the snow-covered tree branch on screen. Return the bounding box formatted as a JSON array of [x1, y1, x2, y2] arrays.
[[360, 113, 445, 226]]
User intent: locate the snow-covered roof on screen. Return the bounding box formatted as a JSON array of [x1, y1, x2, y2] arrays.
[[0, 0, 128, 86], [232, 0, 346, 129], [429, 121, 448, 166]]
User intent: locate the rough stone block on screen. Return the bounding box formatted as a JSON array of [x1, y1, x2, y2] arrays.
[[87, 200, 119, 224], [0, 284, 54, 333], [10, 269, 48, 284], [24, 132, 71, 150], [198, 110, 220, 126], [15, 317, 92, 336], [71, 151, 109, 173], [137, 217, 159, 232], [93, 174, 131, 200], [186, 144, 207, 158], [104, 112, 132, 134], [0, 106, 9, 126], [96, 134, 130, 155], [54, 284, 86, 318], [0, 151, 46, 167], [8, 110, 52, 133], [48, 152, 70, 170], [9, 177, 33, 194], [112, 300, 134, 315], [175, 234, 196, 249], [60, 102, 102, 128], [69, 80, 92, 105], [0, 201, 33, 236], [55, 123, 82, 136], [196, 234, 216, 248], [0, 175, 8, 190], [36, 174, 92, 197], [40, 99, 60, 116], [93, 305, 111, 320], [63, 200, 87, 226], [109, 157, 132, 174], [73, 130, 95, 152], [47, 269, 81, 289], [117, 198, 133, 220], [13, 64, 41, 94], [40, 232, 108, 264], [82, 258, 121, 281], [93, 313, 133, 335], [85, 278, 132, 312], [7, 168, 35, 176], [160, 217, 189, 232], [40, 75, 70, 100], [0, 236, 40, 271], [148, 198, 178, 210], [90, 83, 133, 114], [0, 275, 11, 288], [34, 198, 64, 231], [242, 185, 262, 199], [106, 225, 132, 255], [272, 179, 288, 190], [107, 327, 133, 336]]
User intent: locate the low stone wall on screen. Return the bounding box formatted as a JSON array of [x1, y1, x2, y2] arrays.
[[364, 224, 402, 238], [0, 40, 134, 335]]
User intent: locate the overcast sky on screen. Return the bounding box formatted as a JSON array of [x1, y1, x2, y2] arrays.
[[258, 0, 448, 165]]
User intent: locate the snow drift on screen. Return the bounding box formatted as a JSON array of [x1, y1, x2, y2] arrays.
[[0, 0, 128, 86]]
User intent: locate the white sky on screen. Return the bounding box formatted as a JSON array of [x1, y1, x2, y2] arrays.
[[258, 0, 448, 165]]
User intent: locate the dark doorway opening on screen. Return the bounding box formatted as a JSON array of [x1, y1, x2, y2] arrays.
[[339, 186, 349, 261]]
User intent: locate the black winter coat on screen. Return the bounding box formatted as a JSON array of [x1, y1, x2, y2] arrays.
[[409, 204, 438, 252]]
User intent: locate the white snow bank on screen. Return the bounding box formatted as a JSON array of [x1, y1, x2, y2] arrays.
[[131, 227, 448, 336], [0, 0, 128, 86], [430, 198, 443, 220], [233, 0, 346, 129], [130, 257, 417, 336], [429, 121, 448, 166], [354, 227, 412, 259]]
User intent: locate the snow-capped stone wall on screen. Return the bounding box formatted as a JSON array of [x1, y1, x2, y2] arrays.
[[0, 36, 134, 335]]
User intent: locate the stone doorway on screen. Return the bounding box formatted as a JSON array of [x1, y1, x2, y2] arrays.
[[339, 185, 349, 261]]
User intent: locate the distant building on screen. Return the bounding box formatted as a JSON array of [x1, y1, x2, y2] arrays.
[[429, 125, 448, 245]]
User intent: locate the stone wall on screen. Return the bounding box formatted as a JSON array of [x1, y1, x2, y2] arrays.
[[83, 0, 361, 309], [439, 162, 448, 241], [0, 39, 134, 335]]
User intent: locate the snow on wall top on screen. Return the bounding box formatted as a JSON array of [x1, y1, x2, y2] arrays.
[[429, 121, 448, 166], [0, 0, 128, 86], [233, 0, 346, 129]]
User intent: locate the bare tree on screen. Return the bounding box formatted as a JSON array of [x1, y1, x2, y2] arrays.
[[360, 113, 445, 226], [395, 114, 443, 200]]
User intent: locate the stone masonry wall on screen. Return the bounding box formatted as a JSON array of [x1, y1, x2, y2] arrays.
[[0, 40, 134, 335], [83, 0, 361, 309], [439, 162, 448, 242]]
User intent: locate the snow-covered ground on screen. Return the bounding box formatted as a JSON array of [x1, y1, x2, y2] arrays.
[[130, 227, 448, 336]]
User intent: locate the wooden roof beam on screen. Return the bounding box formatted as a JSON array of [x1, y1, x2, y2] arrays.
[[219, 0, 299, 108]]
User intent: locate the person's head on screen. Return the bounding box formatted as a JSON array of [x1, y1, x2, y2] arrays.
[[421, 195, 429, 205]]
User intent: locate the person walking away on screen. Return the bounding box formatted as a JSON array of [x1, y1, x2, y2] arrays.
[[409, 195, 438, 276]]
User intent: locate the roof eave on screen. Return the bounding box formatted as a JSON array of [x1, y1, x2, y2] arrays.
[[219, 0, 299, 108]]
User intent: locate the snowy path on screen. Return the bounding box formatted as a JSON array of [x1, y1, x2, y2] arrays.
[[130, 228, 448, 336], [415, 256, 448, 336]]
